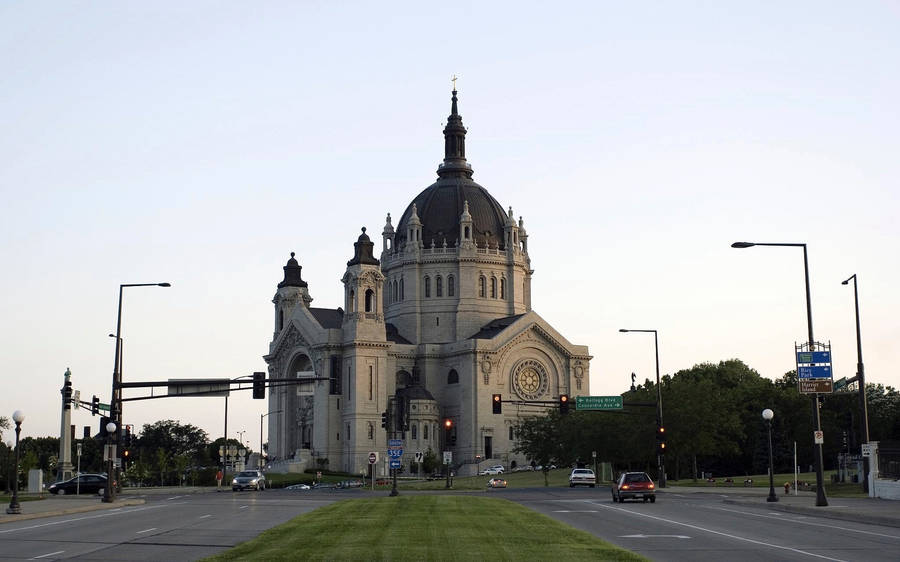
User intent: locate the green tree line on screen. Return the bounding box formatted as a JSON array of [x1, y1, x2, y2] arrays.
[[515, 359, 900, 481]]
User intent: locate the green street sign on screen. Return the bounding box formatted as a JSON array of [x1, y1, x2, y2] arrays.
[[98, 403, 111, 412], [576, 395, 623, 411], [833, 377, 848, 392]]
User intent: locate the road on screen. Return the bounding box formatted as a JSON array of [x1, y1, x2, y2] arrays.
[[2, 487, 898, 561], [0, 490, 336, 561], [506, 487, 900, 561]]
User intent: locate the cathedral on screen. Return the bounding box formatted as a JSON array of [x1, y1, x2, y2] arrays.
[[264, 89, 591, 476]]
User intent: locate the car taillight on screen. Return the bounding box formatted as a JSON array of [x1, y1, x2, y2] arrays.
[[648, 484, 654, 489], [621, 485, 629, 489]]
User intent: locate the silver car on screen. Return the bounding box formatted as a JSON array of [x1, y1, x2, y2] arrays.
[[232, 470, 266, 491]]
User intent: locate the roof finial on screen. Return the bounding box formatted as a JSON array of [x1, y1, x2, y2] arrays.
[[451, 74, 457, 92]]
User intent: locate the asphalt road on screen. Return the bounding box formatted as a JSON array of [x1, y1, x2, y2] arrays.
[[506, 487, 900, 561], [0, 490, 337, 561]]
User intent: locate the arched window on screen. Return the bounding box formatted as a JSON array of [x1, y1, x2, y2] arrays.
[[279, 309, 284, 331], [509, 426, 515, 440], [365, 289, 375, 312], [479, 276, 486, 298], [448, 275, 455, 297], [490, 277, 497, 298], [424, 424, 429, 440], [400, 278, 404, 300], [349, 289, 355, 311], [411, 424, 417, 440], [368, 424, 374, 440], [500, 278, 506, 300], [392, 280, 397, 303], [464, 226, 470, 239], [436, 276, 443, 297], [447, 369, 459, 384], [424, 276, 431, 298]]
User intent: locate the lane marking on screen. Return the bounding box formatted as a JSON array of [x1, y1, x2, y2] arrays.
[[586, 501, 847, 561], [552, 510, 598, 513], [0, 503, 180, 535], [167, 496, 183, 500], [707, 505, 900, 540], [239, 505, 249, 509], [620, 534, 691, 539], [136, 528, 157, 534], [30, 551, 65, 560], [199, 514, 212, 519]]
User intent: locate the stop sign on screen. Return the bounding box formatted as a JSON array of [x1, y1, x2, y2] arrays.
[[368, 452, 378, 464]]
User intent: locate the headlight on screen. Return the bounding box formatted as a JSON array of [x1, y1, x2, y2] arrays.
[[250, 479, 258, 484], [232, 479, 238, 485]]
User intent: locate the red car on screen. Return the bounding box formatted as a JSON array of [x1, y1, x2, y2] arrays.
[[612, 472, 656, 503]]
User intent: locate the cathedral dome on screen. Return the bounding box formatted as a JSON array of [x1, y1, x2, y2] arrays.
[[394, 178, 509, 250], [394, 90, 510, 250]]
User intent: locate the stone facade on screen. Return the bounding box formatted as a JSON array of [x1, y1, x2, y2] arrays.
[[264, 90, 591, 476]]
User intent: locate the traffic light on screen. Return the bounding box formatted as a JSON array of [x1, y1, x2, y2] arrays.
[[381, 411, 389, 429], [559, 394, 569, 415], [91, 395, 100, 416], [492, 394, 502, 414], [63, 377, 73, 410], [99, 416, 110, 438], [124, 425, 133, 447], [443, 418, 455, 446], [252, 371, 266, 400], [656, 426, 666, 455]]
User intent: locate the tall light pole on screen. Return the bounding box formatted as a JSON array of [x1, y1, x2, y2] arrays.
[[260, 410, 282, 470], [732, 241, 827, 506], [6, 410, 24, 515], [762, 408, 778, 502], [237, 430, 246, 448], [104, 282, 170, 503], [619, 328, 666, 487], [842, 274, 871, 492]]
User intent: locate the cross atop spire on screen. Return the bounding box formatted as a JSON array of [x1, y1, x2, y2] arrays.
[[439, 87, 473, 178]]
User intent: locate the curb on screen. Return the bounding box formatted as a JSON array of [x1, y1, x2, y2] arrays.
[[0, 498, 146, 525], [723, 498, 900, 529]]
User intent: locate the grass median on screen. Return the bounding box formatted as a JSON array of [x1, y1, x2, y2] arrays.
[[203, 495, 644, 561]]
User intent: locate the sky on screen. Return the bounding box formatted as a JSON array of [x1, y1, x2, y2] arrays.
[[2, 1, 898, 447]]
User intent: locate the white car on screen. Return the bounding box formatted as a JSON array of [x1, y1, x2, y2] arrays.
[[479, 467, 503, 475], [569, 468, 596, 488], [232, 470, 266, 491], [489, 464, 505, 473]]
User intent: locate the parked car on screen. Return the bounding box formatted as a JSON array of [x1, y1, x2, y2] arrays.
[[489, 464, 505, 473], [487, 477, 507, 488], [47, 473, 107, 495], [569, 468, 596, 488], [479, 467, 503, 475], [232, 470, 266, 491], [612, 472, 656, 503], [285, 483, 311, 490]]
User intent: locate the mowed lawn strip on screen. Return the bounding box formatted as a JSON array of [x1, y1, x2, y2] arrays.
[[204, 495, 645, 561]]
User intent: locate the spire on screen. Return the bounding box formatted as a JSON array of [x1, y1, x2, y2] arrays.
[[347, 227, 380, 266], [278, 252, 308, 288], [438, 87, 474, 179]]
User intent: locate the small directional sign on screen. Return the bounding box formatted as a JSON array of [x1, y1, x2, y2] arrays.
[[389, 459, 401, 469], [415, 451, 424, 463], [388, 439, 403, 458], [797, 351, 831, 364], [576, 395, 623, 411]]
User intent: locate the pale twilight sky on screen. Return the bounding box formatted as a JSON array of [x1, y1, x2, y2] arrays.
[[2, 2, 898, 445]]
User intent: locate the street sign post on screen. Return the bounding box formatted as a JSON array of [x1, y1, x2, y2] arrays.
[[814, 431, 824, 445], [443, 451, 452, 464], [575, 395, 623, 411], [389, 459, 401, 469], [368, 452, 378, 464], [795, 343, 834, 394]]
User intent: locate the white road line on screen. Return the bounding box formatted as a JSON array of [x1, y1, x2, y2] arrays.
[[167, 495, 183, 500], [0, 503, 179, 535], [586, 501, 848, 562], [199, 514, 212, 519], [239, 505, 249, 509], [707, 505, 900, 540], [30, 551, 65, 560], [552, 510, 598, 513], [136, 528, 157, 534]]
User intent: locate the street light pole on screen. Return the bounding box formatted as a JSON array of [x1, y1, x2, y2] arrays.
[[619, 328, 666, 488], [104, 282, 170, 503], [6, 411, 24, 515], [842, 274, 870, 492], [762, 408, 778, 502], [260, 410, 282, 471], [732, 241, 827, 506]]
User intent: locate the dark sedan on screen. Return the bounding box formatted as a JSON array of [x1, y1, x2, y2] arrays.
[[47, 473, 108, 495]]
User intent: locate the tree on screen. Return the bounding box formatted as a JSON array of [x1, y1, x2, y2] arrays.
[[513, 412, 563, 486], [136, 420, 209, 486], [0, 416, 9, 442]]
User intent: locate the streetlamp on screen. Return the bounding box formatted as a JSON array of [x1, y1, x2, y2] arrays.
[[101, 420, 117, 502], [107, 282, 170, 502], [619, 328, 666, 488], [731, 241, 827, 506], [762, 408, 778, 502], [260, 410, 282, 471], [842, 274, 871, 492], [6, 410, 24, 515], [237, 430, 246, 448]]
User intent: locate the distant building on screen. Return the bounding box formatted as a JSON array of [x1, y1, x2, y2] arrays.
[[265, 90, 591, 475]]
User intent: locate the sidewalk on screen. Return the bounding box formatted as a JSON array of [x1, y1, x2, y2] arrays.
[[0, 494, 146, 524], [660, 485, 900, 528]]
